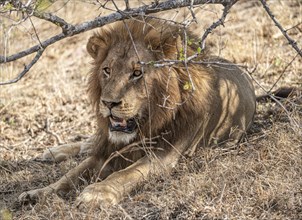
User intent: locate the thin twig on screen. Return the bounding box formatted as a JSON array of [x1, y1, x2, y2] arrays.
[[0, 48, 44, 85], [183, 26, 196, 91], [200, 0, 237, 50], [44, 118, 65, 145], [95, 137, 161, 181], [124, 0, 130, 11], [268, 53, 299, 93], [28, 15, 42, 47], [259, 0, 302, 57]]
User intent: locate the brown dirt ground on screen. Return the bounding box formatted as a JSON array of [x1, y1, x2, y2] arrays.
[[0, 1, 301, 219]]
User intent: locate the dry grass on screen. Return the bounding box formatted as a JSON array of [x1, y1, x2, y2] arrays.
[[0, 1, 301, 219]]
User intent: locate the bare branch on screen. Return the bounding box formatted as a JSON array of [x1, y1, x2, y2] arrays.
[[259, 0, 302, 57], [0, 0, 234, 85]]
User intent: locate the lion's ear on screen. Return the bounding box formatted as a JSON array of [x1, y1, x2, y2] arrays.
[[161, 35, 182, 59], [87, 31, 111, 60], [87, 36, 103, 59], [145, 29, 182, 59]]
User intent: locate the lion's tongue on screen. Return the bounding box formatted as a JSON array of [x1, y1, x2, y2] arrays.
[[110, 117, 127, 128], [109, 116, 137, 133]]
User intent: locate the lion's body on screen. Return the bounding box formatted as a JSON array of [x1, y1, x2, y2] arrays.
[[87, 20, 255, 167], [20, 19, 256, 207]]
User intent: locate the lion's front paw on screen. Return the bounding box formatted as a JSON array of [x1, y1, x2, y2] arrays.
[[75, 183, 121, 209], [43, 146, 70, 162], [18, 187, 53, 203], [42, 142, 85, 162]]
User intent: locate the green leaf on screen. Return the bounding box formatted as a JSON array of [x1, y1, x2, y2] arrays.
[[1, 3, 14, 12], [197, 47, 202, 54], [179, 48, 185, 61], [183, 81, 192, 91], [35, 0, 53, 12], [0, 209, 13, 220], [274, 57, 282, 67], [213, 139, 218, 145], [147, 61, 155, 66]]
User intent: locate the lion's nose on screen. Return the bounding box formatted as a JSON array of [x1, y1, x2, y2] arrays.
[[102, 100, 122, 109]]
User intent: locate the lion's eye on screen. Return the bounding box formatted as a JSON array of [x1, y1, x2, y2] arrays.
[[132, 70, 143, 79], [103, 67, 111, 77]]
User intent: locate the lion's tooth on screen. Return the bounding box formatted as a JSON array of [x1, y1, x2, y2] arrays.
[[121, 119, 127, 127]]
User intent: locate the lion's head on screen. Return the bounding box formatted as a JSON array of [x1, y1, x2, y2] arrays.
[[87, 20, 192, 145]]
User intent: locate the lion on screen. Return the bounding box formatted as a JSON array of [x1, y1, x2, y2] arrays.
[[19, 19, 256, 207]]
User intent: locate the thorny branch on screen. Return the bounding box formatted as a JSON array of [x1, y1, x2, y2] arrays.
[[259, 0, 302, 58]]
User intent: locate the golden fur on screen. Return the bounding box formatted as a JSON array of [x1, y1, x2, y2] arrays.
[[19, 19, 256, 207]]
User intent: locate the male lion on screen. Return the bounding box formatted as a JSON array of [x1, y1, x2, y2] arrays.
[[19, 19, 256, 207]]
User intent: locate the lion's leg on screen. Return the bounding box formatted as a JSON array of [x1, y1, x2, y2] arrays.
[[76, 150, 180, 207], [43, 136, 94, 162], [18, 156, 109, 202]]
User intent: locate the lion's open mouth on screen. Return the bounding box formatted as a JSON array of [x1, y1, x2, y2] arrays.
[[109, 116, 137, 133]]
